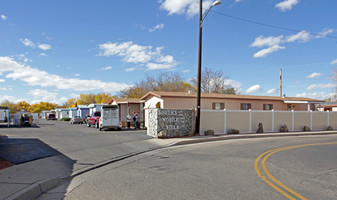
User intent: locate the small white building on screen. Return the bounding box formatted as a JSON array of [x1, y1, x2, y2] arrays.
[[68, 108, 77, 118], [77, 105, 90, 118], [0, 106, 10, 123], [88, 104, 106, 116], [55, 108, 70, 120]]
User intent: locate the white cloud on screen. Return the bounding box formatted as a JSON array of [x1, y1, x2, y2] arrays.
[[307, 83, 336, 90], [0, 95, 26, 103], [286, 31, 311, 43], [251, 28, 330, 58], [149, 23, 164, 32], [315, 29, 334, 38], [250, 35, 283, 48], [99, 41, 178, 70], [296, 92, 331, 100], [224, 79, 242, 93], [182, 69, 190, 73], [267, 88, 277, 94], [28, 89, 69, 106], [306, 72, 322, 79], [0, 87, 6, 91], [245, 84, 263, 93], [0, 56, 131, 92], [146, 63, 177, 70], [0, 79, 5, 82], [253, 45, 285, 58], [38, 43, 51, 50], [160, 0, 213, 18], [331, 59, 337, 65], [275, 0, 299, 12], [74, 74, 80, 77], [20, 38, 35, 48], [125, 67, 136, 72], [1, 15, 7, 21], [39, 53, 47, 56], [99, 66, 112, 71]]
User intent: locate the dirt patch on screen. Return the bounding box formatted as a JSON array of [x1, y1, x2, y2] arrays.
[[0, 159, 12, 170]]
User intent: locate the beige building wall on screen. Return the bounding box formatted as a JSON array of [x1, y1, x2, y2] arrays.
[[161, 97, 313, 111]]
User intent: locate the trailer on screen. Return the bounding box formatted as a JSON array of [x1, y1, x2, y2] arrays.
[[99, 105, 121, 131]]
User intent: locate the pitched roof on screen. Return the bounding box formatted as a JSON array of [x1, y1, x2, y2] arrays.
[[107, 97, 143, 104], [141, 91, 324, 102]]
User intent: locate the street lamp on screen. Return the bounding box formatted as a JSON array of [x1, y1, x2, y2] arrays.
[[195, 0, 221, 135]]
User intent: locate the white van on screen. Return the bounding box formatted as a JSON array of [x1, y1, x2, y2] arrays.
[[99, 105, 121, 131]]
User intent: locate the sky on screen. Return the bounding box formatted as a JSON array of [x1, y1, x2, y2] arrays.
[[0, 0, 337, 105]]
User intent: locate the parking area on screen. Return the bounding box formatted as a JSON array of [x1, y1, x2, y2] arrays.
[[0, 119, 152, 170]]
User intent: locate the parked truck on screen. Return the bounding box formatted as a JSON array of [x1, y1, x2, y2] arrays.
[[87, 111, 101, 128], [99, 105, 121, 131]]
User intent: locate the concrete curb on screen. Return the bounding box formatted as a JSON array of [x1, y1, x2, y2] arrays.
[[6, 130, 337, 200]]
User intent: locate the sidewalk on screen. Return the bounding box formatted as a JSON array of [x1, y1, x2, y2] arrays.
[[2, 130, 337, 200]]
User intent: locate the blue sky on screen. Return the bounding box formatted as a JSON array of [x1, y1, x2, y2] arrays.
[[0, 0, 337, 105]]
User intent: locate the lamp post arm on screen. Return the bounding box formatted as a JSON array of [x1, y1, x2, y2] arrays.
[[201, 5, 214, 27]]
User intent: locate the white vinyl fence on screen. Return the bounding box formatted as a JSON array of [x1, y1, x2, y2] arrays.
[[200, 110, 337, 134]]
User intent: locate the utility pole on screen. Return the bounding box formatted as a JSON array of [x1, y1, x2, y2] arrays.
[[280, 69, 282, 97]]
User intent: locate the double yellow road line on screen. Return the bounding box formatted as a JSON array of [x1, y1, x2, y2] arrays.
[[254, 142, 337, 200]]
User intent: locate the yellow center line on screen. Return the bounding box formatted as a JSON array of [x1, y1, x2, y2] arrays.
[[255, 142, 337, 200]]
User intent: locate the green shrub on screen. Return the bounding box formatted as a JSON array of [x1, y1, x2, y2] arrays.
[[60, 117, 71, 121]]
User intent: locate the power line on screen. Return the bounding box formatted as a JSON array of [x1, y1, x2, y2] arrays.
[[209, 10, 337, 40]]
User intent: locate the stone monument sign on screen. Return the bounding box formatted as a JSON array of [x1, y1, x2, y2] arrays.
[[147, 109, 193, 138]]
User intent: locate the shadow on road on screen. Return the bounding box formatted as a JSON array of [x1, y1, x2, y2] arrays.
[[0, 137, 75, 200]]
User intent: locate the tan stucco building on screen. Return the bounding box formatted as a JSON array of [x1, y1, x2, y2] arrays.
[[141, 91, 324, 127], [107, 98, 144, 128]]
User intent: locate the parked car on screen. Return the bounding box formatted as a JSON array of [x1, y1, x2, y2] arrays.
[[70, 116, 84, 124], [47, 113, 56, 120], [99, 105, 121, 131], [87, 111, 101, 128]]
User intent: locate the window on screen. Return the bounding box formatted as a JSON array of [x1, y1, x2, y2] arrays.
[[212, 102, 224, 110], [241, 103, 251, 110], [263, 104, 273, 110]]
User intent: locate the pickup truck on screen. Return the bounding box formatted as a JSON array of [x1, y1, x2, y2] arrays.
[[87, 111, 101, 128], [47, 113, 56, 120]]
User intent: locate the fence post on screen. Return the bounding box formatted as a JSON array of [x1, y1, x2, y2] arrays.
[[310, 110, 313, 131], [291, 110, 295, 132], [249, 109, 252, 133], [271, 109, 274, 132], [327, 110, 330, 127], [224, 109, 227, 134]]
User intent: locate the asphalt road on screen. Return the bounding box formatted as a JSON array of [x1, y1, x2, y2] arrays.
[[1, 119, 155, 171], [40, 134, 337, 200]]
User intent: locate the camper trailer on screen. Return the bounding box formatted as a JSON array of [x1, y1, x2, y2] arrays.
[[99, 105, 121, 131]]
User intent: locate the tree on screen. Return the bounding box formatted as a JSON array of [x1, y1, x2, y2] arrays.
[[77, 93, 96, 105], [119, 72, 193, 98], [16, 101, 32, 112], [1, 100, 18, 114], [191, 67, 238, 95], [63, 98, 77, 108]]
